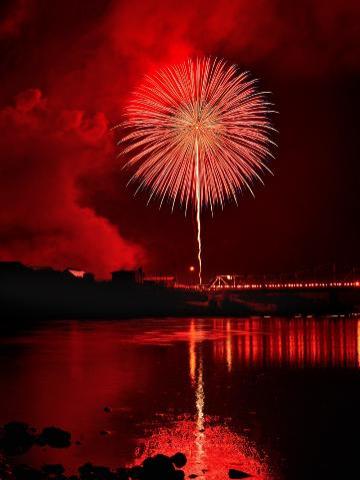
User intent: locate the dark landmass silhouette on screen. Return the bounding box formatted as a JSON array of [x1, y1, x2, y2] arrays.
[[0, 261, 359, 320]]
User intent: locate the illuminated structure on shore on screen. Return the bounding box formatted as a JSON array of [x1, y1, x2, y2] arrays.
[[208, 274, 360, 290]]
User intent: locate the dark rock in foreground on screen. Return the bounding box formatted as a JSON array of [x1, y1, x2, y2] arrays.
[[42, 464, 65, 475], [228, 468, 252, 478], [76, 453, 187, 480], [78, 462, 116, 479], [13, 464, 46, 480], [142, 454, 175, 479], [0, 422, 36, 455], [0, 422, 188, 480], [0, 422, 72, 455], [37, 427, 71, 448], [170, 452, 187, 468], [0, 454, 188, 480]]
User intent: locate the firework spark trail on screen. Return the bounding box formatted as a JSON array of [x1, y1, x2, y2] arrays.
[[195, 138, 202, 284], [118, 57, 276, 284]]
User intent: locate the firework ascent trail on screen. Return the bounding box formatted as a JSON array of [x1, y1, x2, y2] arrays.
[[118, 57, 276, 284], [195, 138, 202, 285]]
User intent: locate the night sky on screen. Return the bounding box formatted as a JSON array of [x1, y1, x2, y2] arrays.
[[1, 0, 360, 280]]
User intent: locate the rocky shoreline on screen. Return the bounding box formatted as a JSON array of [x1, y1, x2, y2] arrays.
[[0, 422, 251, 479]]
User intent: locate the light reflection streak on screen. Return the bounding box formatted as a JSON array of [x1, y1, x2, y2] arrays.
[[185, 319, 270, 478], [226, 319, 232, 372], [209, 318, 360, 368], [195, 353, 205, 468], [189, 319, 196, 385], [190, 318, 206, 469]]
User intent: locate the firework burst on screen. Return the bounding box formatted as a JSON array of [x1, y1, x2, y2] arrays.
[[118, 57, 276, 284]]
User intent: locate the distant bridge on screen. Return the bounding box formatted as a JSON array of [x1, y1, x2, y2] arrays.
[[175, 264, 360, 291], [207, 274, 360, 291], [176, 278, 360, 291]]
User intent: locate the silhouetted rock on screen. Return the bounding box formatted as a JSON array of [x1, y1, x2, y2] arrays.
[[37, 427, 71, 448], [170, 452, 187, 468], [78, 462, 93, 476], [0, 422, 36, 455], [115, 468, 129, 480], [1, 437, 186, 480], [78, 462, 116, 480], [128, 465, 143, 479], [42, 464, 65, 475], [228, 468, 252, 478], [172, 471, 185, 479], [13, 464, 45, 480], [92, 465, 116, 480], [0, 454, 12, 479], [142, 454, 175, 479]]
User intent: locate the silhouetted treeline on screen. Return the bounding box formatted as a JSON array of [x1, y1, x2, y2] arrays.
[[0, 261, 213, 320], [0, 261, 359, 320]]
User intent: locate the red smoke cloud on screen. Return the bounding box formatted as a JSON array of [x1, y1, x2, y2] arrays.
[[1, 0, 360, 278], [0, 0, 31, 38], [0, 88, 143, 278]]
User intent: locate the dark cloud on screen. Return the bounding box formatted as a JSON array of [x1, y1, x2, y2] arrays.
[[0, 0, 32, 38]]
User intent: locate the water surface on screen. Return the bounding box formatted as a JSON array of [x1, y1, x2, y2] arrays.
[[0, 317, 359, 479]]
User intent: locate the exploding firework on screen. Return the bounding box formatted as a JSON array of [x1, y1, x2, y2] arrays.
[[118, 57, 276, 284]]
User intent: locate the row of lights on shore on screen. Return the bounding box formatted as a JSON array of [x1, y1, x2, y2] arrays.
[[210, 281, 360, 290], [187, 267, 360, 289]]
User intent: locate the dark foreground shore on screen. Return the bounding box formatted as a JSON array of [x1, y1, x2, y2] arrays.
[[0, 422, 251, 480]]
